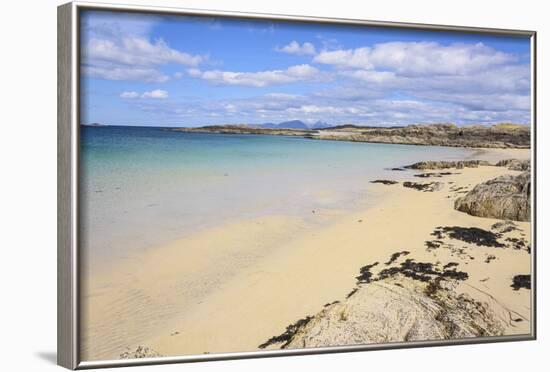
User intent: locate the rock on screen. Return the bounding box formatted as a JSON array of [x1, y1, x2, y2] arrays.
[[405, 160, 490, 170], [259, 251, 518, 350], [120, 346, 162, 359], [276, 276, 505, 349], [491, 221, 518, 234], [454, 172, 531, 221], [316, 123, 530, 148], [496, 159, 530, 171], [403, 181, 444, 192], [370, 179, 399, 185]]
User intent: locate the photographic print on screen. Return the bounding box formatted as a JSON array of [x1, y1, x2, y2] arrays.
[[72, 5, 534, 365]]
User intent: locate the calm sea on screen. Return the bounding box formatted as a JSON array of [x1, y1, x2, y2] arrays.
[[80, 125, 473, 269]]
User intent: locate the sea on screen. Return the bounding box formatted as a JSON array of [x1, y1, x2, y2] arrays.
[[80, 125, 474, 270]]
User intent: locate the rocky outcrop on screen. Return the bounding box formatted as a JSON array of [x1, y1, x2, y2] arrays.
[[172, 123, 531, 149], [315, 123, 530, 148], [405, 160, 489, 170], [403, 181, 444, 192], [259, 250, 516, 350], [454, 172, 531, 222], [279, 276, 506, 349], [496, 159, 531, 171]]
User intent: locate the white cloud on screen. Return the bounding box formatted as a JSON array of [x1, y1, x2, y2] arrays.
[[187, 64, 323, 87], [120, 91, 139, 98], [85, 37, 204, 68], [276, 41, 316, 55], [120, 89, 169, 99], [313, 42, 515, 76], [81, 13, 205, 83], [314, 47, 373, 69], [85, 66, 169, 83], [141, 89, 168, 99]]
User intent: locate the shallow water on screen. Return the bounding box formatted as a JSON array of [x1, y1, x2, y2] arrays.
[[80, 125, 474, 270]]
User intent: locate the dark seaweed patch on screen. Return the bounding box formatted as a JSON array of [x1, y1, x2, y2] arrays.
[[432, 226, 504, 247], [356, 262, 379, 284], [258, 316, 313, 348], [346, 288, 359, 299], [414, 172, 456, 178], [505, 237, 530, 252], [425, 240, 444, 250], [384, 251, 410, 265], [511, 275, 531, 290], [485, 255, 496, 264], [371, 179, 399, 185], [377, 259, 468, 283]]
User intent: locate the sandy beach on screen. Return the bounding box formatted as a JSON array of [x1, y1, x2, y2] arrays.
[[80, 148, 532, 361]]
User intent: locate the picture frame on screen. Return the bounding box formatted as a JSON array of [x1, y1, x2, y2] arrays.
[[58, 1, 537, 369]]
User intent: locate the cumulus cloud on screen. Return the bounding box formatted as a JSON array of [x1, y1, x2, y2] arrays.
[[81, 12, 205, 83], [85, 37, 203, 67], [314, 47, 373, 69], [314, 42, 515, 76], [187, 64, 323, 87], [276, 41, 316, 55]]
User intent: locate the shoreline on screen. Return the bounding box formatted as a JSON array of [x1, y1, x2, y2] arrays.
[[171, 123, 531, 150], [81, 148, 531, 361]]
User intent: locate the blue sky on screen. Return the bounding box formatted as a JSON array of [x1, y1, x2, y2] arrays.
[[80, 10, 532, 127]]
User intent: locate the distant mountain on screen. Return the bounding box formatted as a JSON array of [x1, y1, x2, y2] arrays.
[[277, 120, 309, 129], [259, 120, 322, 129], [311, 120, 331, 129]]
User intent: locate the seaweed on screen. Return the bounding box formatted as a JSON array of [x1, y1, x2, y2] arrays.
[[371, 180, 399, 185], [511, 275, 531, 290], [258, 316, 314, 349], [356, 262, 379, 284], [384, 251, 410, 265], [432, 226, 504, 247]]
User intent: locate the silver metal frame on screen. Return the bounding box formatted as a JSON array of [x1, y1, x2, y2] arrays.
[[57, 1, 537, 369]]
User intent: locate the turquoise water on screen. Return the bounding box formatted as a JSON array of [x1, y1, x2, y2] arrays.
[[80, 126, 474, 267]]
